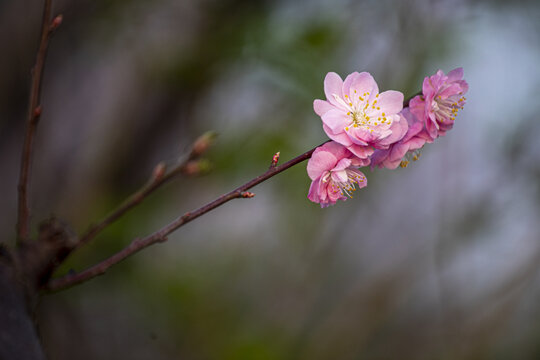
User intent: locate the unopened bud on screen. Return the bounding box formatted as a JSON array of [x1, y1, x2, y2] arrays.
[[270, 151, 280, 167], [50, 15, 63, 30], [33, 106, 42, 117], [241, 191, 255, 198], [152, 162, 167, 181], [183, 159, 212, 176], [191, 131, 217, 157]]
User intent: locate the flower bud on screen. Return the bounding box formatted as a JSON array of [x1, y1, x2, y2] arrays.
[[152, 162, 167, 181], [50, 15, 63, 30], [183, 159, 212, 176], [191, 131, 217, 157]]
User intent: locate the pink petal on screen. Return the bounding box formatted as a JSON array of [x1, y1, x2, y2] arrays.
[[331, 169, 348, 183], [370, 149, 389, 169], [348, 144, 374, 159], [376, 114, 408, 147], [342, 72, 360, 97], [349, 72, 379, 98], [422, 76, 435, 98], [307, 178, 321, 203], [322, 109, 350, 134], [409, 96, 426, 123], [307, 150, 337, 180], [373, 90, 404, 116], [350, 156, 370, 167], [323, 125, 353, 146], [313, 99, 335, 117], [447, 67, 463, 82], [324, 72, 344, 107], [333, 158, 352, 172], [347, 127, 373, 145], [318, 141, 350, 160]]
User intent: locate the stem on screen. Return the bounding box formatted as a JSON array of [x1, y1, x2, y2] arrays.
[[45, 93, 419, 292], [78, 157, 194, 248], [45, 144, 323, 292], [17, 0, 54, 243]]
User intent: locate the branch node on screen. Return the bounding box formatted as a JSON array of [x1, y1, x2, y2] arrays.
[[33, 106, 42, 118], [151, 162, 167, 182]]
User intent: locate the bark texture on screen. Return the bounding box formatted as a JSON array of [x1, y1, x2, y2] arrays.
[[0, 251, 46, 360]]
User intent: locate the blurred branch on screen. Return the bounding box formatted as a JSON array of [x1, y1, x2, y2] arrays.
[[44, 93, 419, 292], [77, 132, 216, 249], [16, 0, 62, 243], [44, 145, 321, 292]]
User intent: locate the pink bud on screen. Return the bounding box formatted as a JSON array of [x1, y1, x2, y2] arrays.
[[191, 131, 217, 157], [51, 15, 63, 30], [152, 162, 167, 181], [270, 151, 280, 167]]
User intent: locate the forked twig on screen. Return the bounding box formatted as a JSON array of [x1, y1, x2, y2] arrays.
[[45, 145, 320, 291], [17, 0, 61, 242]]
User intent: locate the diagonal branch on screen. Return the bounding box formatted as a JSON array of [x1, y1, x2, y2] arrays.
[[17, 0, 61, 243], [77, 133, 214, 250], [44, 144, 322, 292], [44, 94, 419, 292]]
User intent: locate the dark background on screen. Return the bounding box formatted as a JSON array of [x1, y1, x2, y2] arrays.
[[1, 0, 540, 358]]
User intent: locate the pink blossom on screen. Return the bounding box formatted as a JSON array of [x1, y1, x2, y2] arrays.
[[307, 141, 368, 208], [314, 72, 407, 159], [409, 68, 469, 140], [370, 108, 432, 169]]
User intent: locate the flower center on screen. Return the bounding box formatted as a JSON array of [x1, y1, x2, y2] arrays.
[[322, 168, 366, 198], [433, 93, 466, 123], [333, 91, 391, 133]]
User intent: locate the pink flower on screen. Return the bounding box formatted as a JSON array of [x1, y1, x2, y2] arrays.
[[370, 108, 432, 169], [409, 68, 469, 140], [314, 72, 407, 159], [307, 141, 368, 208]]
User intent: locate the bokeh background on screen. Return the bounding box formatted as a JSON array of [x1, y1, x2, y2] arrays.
[[1, 0, 540, 358]]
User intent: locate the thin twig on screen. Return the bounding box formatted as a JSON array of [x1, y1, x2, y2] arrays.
[[16, 0, 58, 243], [77, 132, 215, 248], [45, 93, 419, 292], [44, 144, 322, 292], [78, 152, 198, 249]]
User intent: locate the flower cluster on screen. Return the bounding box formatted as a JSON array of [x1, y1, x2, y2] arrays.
[[308, 68, 468, 207]]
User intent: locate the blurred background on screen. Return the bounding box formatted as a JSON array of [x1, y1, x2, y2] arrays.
[[1, 0, 540, 358]]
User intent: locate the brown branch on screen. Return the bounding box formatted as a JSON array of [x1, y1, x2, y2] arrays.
[[44, 93, 420, 292], [77, 133, 215, 249], [16, 0, 61, 243], [44, 144, 322, 292]]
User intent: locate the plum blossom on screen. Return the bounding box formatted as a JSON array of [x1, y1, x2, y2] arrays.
[[314, 72, 407, 159], [370, 108, 432, 169], [307, 141, 368, 208], [409, 68, 469, 140]]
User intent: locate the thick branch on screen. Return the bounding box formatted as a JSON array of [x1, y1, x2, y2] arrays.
[[45, 144, 322, 292], [17, 0, 57, 242], [0, 251, 46, 360]]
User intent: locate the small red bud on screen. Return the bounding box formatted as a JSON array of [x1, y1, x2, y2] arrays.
[[241, 191, 255, 198], [33, 106, 42, 117], [183, 161, 200, 176], [191, 131, 217, 157], [50, 15, 63, 30], [270, 151, 280, 167], [152, 162, 167, 181]]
